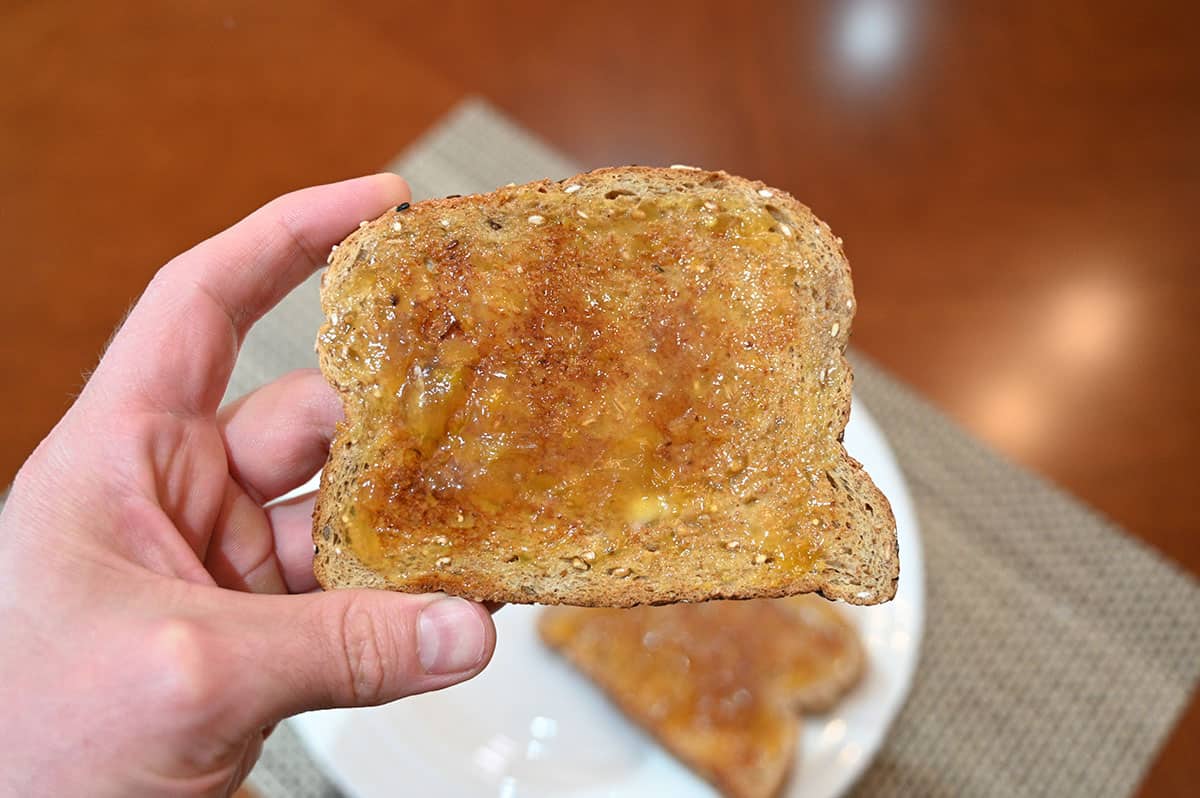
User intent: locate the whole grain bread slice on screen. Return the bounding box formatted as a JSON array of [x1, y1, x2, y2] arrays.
[[538, 596, 866, 798], [313, 166, 898, 606]]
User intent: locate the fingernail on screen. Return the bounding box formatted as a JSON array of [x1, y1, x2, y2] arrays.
[[417, 597, 486, 674]]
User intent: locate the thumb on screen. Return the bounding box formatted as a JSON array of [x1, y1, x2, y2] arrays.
[[219, 589, 495, 729]]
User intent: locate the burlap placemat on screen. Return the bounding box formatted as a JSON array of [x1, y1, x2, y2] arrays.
[[244, 99, 1200, 797]]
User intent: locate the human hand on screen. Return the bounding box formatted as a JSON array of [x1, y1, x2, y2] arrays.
[[0, 175, 496, 797]]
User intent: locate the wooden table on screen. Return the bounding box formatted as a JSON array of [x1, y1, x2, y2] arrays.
[[2, 1, 1196, 793]]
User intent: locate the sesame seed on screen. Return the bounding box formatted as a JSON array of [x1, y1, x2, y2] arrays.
[[330, 311, 340, 325], [754, 553, 768, 564], [611, 567, 631, 577], [669, 164, 700, 170], [831, 322, 840, 337], [725, 541, 740, 550], [528, 214, 545, 225], [313, 544, 318, 554], [577, 210, 589, 219], [505, 182, 516, 187], [582, 550, 596, 561], [758, 189, 773, 198], [846, 299, 854, 310], [391, 221, 403, 232], [440, 219, 451, 228], [432, 535, 449, 546], [564, 184, 582, 193], [359, 220, 369, 228], [630, 209, 646, 220], [571, 557, 589, 571], [435, 556, 452, 568], [515, 265, 524, 274], [779, 223, 793, 238], [704, 201, 718, 211], [813, 226, 822, 236], [836, 236, 844, 245], [396, 202, 410, 212]]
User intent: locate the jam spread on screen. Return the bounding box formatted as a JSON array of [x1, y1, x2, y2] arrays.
[[320, 188, 846, 583]]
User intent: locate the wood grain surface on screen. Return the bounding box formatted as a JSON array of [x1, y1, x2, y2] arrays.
[[2, 1, 1196, 793]]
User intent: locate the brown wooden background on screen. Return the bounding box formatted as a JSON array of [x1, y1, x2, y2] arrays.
[[1, 1, 1196, 793]]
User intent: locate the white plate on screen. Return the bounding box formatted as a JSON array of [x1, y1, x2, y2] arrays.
[[291, 400, 925, 798]]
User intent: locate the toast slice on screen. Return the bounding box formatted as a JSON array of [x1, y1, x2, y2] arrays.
[[538, 596, 865, 798], [313, 166, 898, 606]]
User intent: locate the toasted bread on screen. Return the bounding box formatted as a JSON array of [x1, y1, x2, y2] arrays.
[[313, 166, 897, 606], [538, 596, 865, 798]]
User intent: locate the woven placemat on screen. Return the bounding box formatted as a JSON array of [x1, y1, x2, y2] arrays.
[[243, 99, 1200, 797]]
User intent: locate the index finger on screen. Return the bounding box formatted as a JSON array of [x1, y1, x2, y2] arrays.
[[87, 173, 410, 416]]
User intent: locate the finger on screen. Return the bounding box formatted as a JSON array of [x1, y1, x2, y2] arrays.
[[87, 173, 410, 416], [216, 590, 495, 731], [205, 479, 288, 595], [264, 491, 321, 594], [219, 369, 342, 504]]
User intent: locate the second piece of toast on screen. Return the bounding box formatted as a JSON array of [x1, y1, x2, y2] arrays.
[[539, 596, 865, 798]]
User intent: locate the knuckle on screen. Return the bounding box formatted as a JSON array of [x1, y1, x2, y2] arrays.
[[327, 596, 394, 706], [273, 212, 322, 271], [144, 618, 223, 717]]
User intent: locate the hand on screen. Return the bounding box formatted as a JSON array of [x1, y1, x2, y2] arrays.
[[0, 175, 496, 797]]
